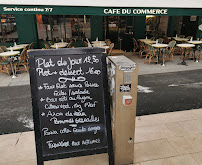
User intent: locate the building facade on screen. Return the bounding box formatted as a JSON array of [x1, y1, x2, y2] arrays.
[[0, 2, 202, 50]]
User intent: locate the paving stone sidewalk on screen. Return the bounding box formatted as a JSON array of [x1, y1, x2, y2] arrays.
[[1, 109, 202, 165]]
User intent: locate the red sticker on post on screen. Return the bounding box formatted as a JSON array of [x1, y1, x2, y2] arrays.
[[123, 95, 133, 106]]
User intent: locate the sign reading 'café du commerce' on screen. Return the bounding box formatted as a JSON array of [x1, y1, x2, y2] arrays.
[[103, 8, 168, 15]]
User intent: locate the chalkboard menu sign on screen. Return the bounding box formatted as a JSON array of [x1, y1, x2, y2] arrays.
[[28, 48, 113, 165]]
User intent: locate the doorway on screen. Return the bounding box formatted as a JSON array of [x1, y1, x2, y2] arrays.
[[181, 16, 199, 38], [104, 16, 134, 51]]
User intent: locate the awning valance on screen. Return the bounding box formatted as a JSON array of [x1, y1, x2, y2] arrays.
[[0, 5, 202, 16]]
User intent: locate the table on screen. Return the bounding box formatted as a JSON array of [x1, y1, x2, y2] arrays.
[[172, 37, 189, 42], [139, 39, 152, 42], [144, 40, 156, 44], [50, 43, 67, 49], [177, 44, 195, 65], [173, 38, 190, 55], [0, 51, 20, 78], [92, 41, 106, 44], [18, 44, 29, 47], [56, 42, 68, 44], [152, 44, 168, 66], [7, 45, 24, 51], [188, 41, 202, 62], [99, 46, 109, 49], [92, 43, 106, 47]]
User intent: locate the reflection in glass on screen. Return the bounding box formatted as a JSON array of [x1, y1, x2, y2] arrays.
[[36, 15, 91, 42], [0, 14, 18, 43]]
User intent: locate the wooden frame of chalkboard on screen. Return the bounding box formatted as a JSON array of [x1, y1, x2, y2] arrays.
[[28, 48, 114, 165]]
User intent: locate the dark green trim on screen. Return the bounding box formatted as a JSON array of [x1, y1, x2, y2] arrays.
[[167, 16, 175, 37], [15, 14, 38, 46], [134, 16, 146, 39], [126, 16, 133, 33], [1, 5, 202, 16], [0, 42, 14, 47], [91, 16, 104, 41]]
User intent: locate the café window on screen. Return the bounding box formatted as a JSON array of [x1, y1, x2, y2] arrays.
[[0, 14, 18, 43], [36, 15, 91, 42], [146, 15, 169, 38], [104, 16, 127, 49], [145, 15, 156, 37]]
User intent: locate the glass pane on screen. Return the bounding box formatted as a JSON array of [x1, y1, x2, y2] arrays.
[[37, 15, 91, 42], [84, 15, 91, 39], [107, 16, 119, 47], [146, 15, 156, 38], [52, 15, 65, 41], [105, 16, 126, 49], [66, 15, 90, 41], [119, 16, 127, 40], [0, 14, 18, 43], [36, 14, 48, 40]]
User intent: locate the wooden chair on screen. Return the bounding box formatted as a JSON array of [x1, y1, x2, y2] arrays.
[[163, 37, 169, 44], [185, 50, 195, 60], [48, 41, 54, 45], [110, 42, 125, 55], [84, 41, 88, 47], [107, 43, 114, 56], [105, 39, 111, 46], [164, 40, 176, 63], [13, 49, 29, 74], [0, 46, 8, 52], [150, 37, 155, 41], [179, 35, 185, 38], [140, 43, 148, 60], [158, 38, 164, 44], [184, 41, 195, 60], [25, 44, 29, 50], [105, 39, 110, 43], [107, 40, 111, 46], [139, 41, 148, 58], [144, 44, 158, 64], [44, 43, 51, 49], [28, 42, 34, 49], [67, 41, 73, 48], [108, 41, 112, 46], [143, 44, 150, 63], [132, 38, 139, 55], [187, 36, 193, 40], [0, 50, 11, 75]]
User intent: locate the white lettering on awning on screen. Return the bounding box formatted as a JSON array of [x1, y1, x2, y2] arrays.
[[104, 8, 168, 15]]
